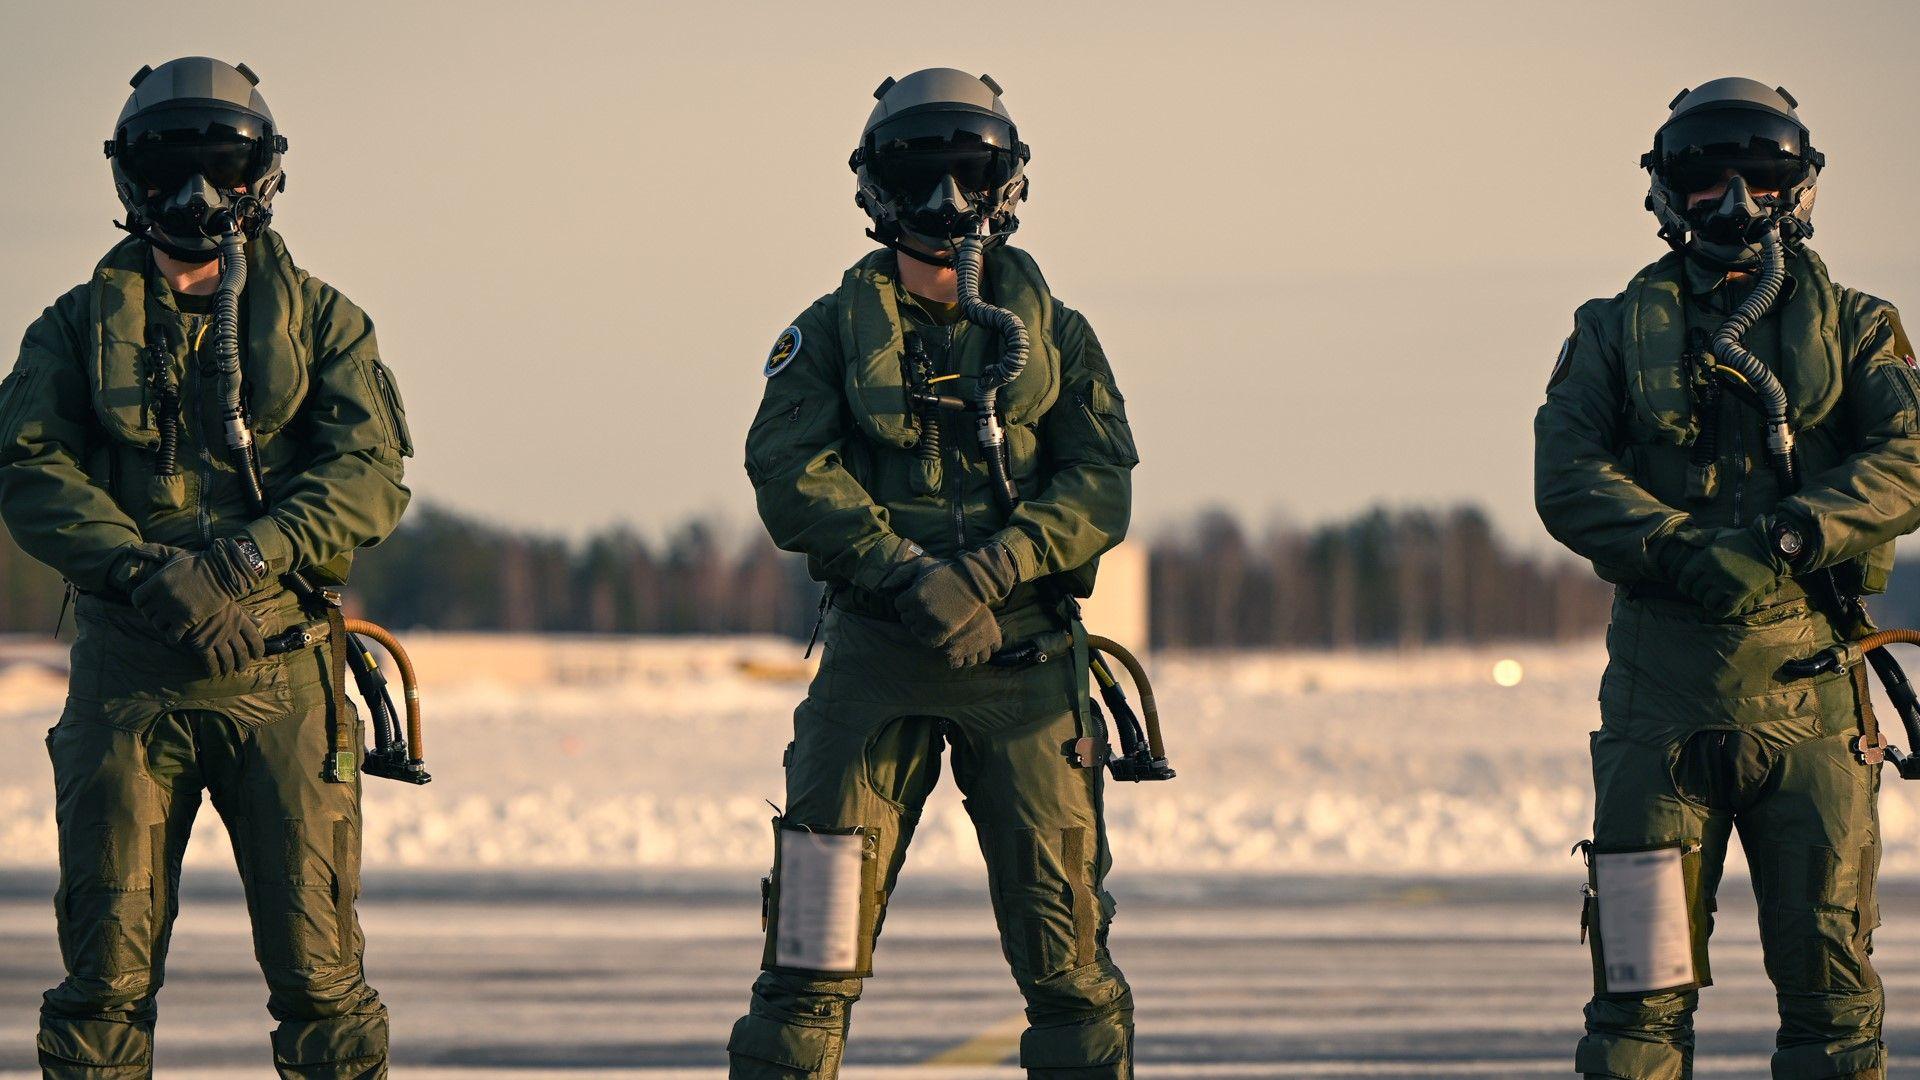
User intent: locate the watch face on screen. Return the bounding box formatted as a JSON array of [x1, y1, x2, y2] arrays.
[[1775, 526, 1804, 557], [236, 537, 268, 574]]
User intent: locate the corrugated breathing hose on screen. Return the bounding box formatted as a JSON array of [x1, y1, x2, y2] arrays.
[[955, 225, 1028, 511]]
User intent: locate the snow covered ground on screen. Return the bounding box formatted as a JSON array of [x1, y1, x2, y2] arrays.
[[4, 633, 1918, 879]]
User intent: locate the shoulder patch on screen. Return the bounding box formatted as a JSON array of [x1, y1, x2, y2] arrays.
[[764, 326, 802, 378], [1547, 328, 1577, 391]]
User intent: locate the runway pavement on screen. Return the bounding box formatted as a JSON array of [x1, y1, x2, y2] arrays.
[[0, 870, 1914, 1078]]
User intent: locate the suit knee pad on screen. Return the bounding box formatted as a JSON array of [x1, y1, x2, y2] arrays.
[[727, 1012, 837, 1079], [36, 1016, 153, 1076], [270, 1009, 388, 1077], [1019, 1014, 1132, 1076]]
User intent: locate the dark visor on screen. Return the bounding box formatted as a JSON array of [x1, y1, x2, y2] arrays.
[[117, 106, 272, 191], [1655, 107, 1813, 193], [866, 111, 1022, 196]]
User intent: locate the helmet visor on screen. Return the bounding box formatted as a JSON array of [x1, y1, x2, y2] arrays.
[[117, 106, 272, 192], [866, 111, 1022, 198], [1655, 107, 1814, 194]]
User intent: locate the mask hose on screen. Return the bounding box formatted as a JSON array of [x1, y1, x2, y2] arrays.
[[955, 224, 1029, 511], [1707, 227, 1795, 488], [212, 228, 271, 511]]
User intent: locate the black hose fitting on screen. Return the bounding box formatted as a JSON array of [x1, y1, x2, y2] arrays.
[[143, 337, 182, 477], [904, 333, 941, 465]]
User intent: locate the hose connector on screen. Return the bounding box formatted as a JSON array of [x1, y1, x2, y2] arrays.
[[1781, 640, 1861, 679]]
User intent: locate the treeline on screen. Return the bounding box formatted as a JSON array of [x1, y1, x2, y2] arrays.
[[347, 507, 819, 636], [1150, 507, 1610, 648], [0, 502, 1616, 647]]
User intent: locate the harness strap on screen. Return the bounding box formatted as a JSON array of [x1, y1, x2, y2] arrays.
[[1852, 661, 1888, 765], [324, 606, 357, 783]]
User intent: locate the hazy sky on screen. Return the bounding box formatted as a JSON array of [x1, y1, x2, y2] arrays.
[[4, 1, 1919, 549]]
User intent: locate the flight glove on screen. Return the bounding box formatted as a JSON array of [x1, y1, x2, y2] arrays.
[[131, 536, 270, 677], [895, 540, 1021, 668]]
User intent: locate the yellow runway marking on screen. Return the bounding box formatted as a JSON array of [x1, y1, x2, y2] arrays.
[[921, 1013, 1026, 1066]]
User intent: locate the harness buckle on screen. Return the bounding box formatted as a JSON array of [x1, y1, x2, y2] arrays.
[[1851, 732, 1889, 766]]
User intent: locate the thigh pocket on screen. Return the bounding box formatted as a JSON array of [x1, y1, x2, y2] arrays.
[[58, 826, 159, 980], [995, 825, 1098, 982], [762, 819, 879, 978], [251, 815, 350, 975], [1757, 839, 1880, 993], [1581, 839, 1711, 996]]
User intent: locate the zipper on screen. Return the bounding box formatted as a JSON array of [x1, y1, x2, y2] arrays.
[[188, 315, 213, 543], [802, 585, 832, 659], [936, 323, 966, 551], [52, 582, 75, 638], [371, 362, 413, 455], [749, 396, 803, 435], [1730, 396, 1745, 527]]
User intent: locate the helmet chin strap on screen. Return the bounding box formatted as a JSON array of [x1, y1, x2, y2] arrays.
[[865, 228, 955, 268]]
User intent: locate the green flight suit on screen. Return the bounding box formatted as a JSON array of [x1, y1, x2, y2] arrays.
[[0, 230, 413, 1078], [729, 245, 1140, 1078], [1535, 248, 1920, 1080]]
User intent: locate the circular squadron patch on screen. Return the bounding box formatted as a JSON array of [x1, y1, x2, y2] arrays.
[[1546, 328, 1577, 391], [764, 326, 802, 378]]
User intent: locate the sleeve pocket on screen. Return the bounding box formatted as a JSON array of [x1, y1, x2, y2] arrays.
[[359, 357, 414, 457], [1082, 380, 1140, 467], [0, 364, 46, 449]]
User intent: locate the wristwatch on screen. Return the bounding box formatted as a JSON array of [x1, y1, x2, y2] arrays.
[[1768, 518, 1810, 569], [232, 535, 269, 579]]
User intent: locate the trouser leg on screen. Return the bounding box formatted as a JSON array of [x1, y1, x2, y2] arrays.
[[1740, 731, 1885, 1079], [952, 703, 1133, 1078], [202, 648, 389, 1080], [728, 705, 944, 1079], [38, 711, 199, 1080], [1577, 726, 1728, 1080]]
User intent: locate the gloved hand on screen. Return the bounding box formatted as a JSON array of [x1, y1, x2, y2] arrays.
[[107, 542, 186, 600], [130, 536, 269, 677], [895, 541, 1021, 669], [1671, 522, 1789, 619], [875, 549, 941, 598]]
